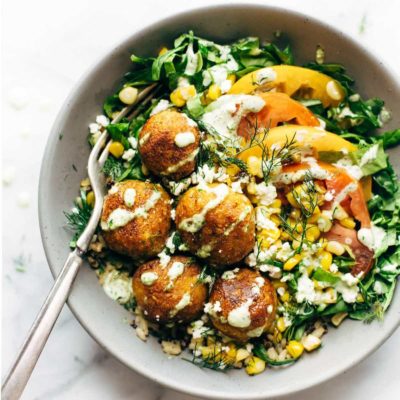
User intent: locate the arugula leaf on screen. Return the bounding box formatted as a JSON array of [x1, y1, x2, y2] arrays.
[[104, 94, 124, 118], [313, 268, 340, 285], [253, 343, 296, 366], [350, 142, 387, 176], [380, 128, 400, 149], [106, 122, 130, 149]]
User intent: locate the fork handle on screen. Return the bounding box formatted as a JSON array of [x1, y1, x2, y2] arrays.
[[1, 250, 83, 400]]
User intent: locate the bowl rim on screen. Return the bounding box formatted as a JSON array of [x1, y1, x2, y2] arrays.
[[38, 3, 400, 399]]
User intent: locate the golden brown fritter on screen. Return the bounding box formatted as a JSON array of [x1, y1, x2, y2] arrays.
[[175, 183, 255, 266], [138, 110, 200, 180], [208, 268, 277, 342], [132, 256, 208, 324], [101, 180, 171, 260]]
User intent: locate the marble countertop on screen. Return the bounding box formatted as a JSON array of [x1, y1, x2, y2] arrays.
[[2, 0, 400, 399]]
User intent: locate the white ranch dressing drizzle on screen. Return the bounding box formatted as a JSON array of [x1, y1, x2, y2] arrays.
[[174, 132, 196, 148], [227, 298, 253, 328], [101, 190, 162, 231], [123, 188, 136, 207], [170, 293, 191, 317], [178, 183, 230, 233], [161, 148, 199, 175], [139, 131, 151, 147], [165, 261, 186, 290], [140, 271, 158, 286], [201, 94, 265, 142]]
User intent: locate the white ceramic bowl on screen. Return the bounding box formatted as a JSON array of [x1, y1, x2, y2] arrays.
[[39, 4, 400, 399]]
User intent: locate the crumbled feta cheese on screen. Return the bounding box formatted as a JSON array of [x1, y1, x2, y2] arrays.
[[254, 182, 277, 206], [122, 149, 137, 162], [96, 115, 110, 127], [128, 136, 138, 149], [150, 99, 171, 116], [158, 250, 171, 267], [296, 274, 316, 303], [373, 281, 385, 295]]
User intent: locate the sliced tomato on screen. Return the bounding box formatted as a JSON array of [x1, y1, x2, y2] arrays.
[[281, 161, 371, 228], [238, 92, 319, 140], [324, 223, 374, 277]]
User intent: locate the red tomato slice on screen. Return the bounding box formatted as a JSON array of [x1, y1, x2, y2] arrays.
[[281, 161, 371, 228], [238, 92, 320, 140], [324, 223, 374, 277]]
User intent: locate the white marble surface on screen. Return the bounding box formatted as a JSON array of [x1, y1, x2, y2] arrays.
[[2, 0, 400, 399]]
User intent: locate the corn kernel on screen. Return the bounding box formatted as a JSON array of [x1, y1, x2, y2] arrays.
[[226, 165, 239, 177], [317, 213, 333, 233], [247, 156, 263, 178], [320, 251, 333, 270], [272, 281, 288, 290], [207, 84, 222, 101], [245, 357, 266, 375], [225, 343, 237, 361], [326, 80, 343, 101], [170, 89, 186, 107], [322, 287, 337, 304], [306, 224, 321, 242], [80, 178, 90, 187], [261, 227, 281, 242], [280, 292, 290, 302], [86, 191, 95, 207], [290, 208, 301, 219], [286, 192, 299, 208], [286, 341, 304, 359], [236, 348, 250, 362], [340, 217, 356, 229], [302, 334, 321, 352], [159, 47, 168, 55], [271, 199, 282, 208], [277, 317, 286, 332], [333, 205, 348, 220], [227, 74, 237, 84], [270, 215, 281, 226], [356, 293, 364, 302], [284, 254, 302, 271], [326, 240, 345, 256], [109, 141, 125, 158], [119, 86, 138, 105], [308, 207, 321, 223], [180, 85, 196, 100], [331, 312, 348, 327]]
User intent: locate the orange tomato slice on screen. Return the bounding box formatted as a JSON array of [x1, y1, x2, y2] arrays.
[[281, 161, 371, 228], [237, 93, 319, 140]]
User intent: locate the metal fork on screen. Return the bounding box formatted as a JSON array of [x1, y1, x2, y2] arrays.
[[1, 83, 159, 400]]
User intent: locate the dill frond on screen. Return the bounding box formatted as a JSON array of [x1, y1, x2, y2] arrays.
[[64, 190, 93, 248]]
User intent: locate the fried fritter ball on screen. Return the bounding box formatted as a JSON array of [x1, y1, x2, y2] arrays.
[[132, 256, 208, 324], [206, 268, 277, 342], [138, 110, 200, 180], [100, 180, 171, 260], [175, 183, 255, 266]]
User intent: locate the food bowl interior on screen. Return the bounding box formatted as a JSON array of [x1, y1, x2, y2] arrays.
[[39, 4, 400, 399]]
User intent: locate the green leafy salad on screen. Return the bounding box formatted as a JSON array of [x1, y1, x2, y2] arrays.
[[66, 31, 400, 375]]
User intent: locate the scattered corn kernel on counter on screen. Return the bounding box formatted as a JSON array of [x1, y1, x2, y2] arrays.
[[66, 32, 400, 375]]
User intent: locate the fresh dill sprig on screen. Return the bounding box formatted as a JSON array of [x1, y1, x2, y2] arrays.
[[186, 344, 235, 372], [279, 171, 318, 252], [64, 190, 93, 248], [102, 157, 125, 181], [238, 117, 298, 183]]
